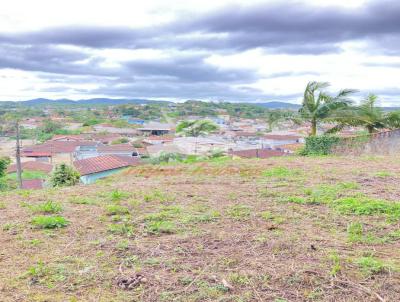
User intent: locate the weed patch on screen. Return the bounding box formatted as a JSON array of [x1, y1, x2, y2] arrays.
[[355, 256, 394, 276], [30, 201, 63, 214], [31, 216, 69, 229], [227, 204, 251, 220], [105, 204, 129, 215], [332, 197, 400, 217], [263, 167, 301, 178]]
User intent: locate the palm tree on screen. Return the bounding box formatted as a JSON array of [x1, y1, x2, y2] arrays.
[[299, 81, 356, 136], [176, 120, 218, 154], [264, 110, 283, 132], [333, 94, 400, 134], [176, 120, 218, 137]]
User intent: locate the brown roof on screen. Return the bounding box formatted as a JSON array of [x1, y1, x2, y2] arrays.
[[234, 131, 259, 137], [97, 144, 136, 152], [73, 155, 141, 176], [51, 135, 86, 141], [21, 179, 44, 190], [229, 149, 287, 159], [279, 143, 304, 152], [7, 161, 53, 174], [263, 134, 301, 141], [23, 141, 96, 154], [145, 136, 174, 141], [22, 151, 52, 157]]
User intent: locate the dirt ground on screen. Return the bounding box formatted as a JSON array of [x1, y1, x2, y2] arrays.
[[0, 155, 400, 301]]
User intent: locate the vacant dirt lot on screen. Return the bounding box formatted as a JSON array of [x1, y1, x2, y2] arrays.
[[1, 155, 400, 301]]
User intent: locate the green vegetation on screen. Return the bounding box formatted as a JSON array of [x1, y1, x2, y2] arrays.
[[332, 197, 400, 217], [355, 256, 394, 276], [299, 81, 356, 136], [105, 204, 129, 215], [1, 149, 400, 301], [334, 94, 400, 134], [30, 201, 63, 214], [50, 164, 80, 187], [31, 216, 69, 229], [176, 119, 218, 137], [263, 166, 300, 178], [301, 135, 341, 155], [227, 204, 251, 220]]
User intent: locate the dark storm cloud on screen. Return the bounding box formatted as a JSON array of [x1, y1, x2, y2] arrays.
[[0, 43, 121, 76], [1, 0, 399, 54], [124, 54, 256, 82]]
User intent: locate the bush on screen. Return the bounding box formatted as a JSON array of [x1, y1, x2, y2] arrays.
[[149, 152, 184, 164], [111, 138, 129, 144], [301, 135, 341, 155], [50, 164, 80, 187]]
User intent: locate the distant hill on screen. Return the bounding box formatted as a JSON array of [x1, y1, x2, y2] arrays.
[[251, 101, 301, 109], [12, 98, 171, 107]]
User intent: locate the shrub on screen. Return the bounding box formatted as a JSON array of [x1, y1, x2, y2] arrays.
[[149, 152, 184, 164], [111, 138, 129, 144], [301, 135, 341, 156], [31, 216, 69, 229], [0, 157, 11, 178], [50, 164, 80, 187]]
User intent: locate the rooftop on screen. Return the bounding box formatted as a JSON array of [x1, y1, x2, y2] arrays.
[[73, 155, 141, 176]]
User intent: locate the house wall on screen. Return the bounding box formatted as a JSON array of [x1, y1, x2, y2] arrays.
[[52, 153, 74, 165], [80, 167, 127, 184]]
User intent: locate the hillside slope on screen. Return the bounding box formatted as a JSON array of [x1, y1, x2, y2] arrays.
[[1, 156, 400, 301]]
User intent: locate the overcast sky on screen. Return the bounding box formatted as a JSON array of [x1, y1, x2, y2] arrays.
[[1, 0, 400, 104]]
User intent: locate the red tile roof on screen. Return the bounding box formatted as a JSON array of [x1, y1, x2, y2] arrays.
[[229, 149, 287, 159], [145, 136, 174, 141], [97, 144, 136, 152], [51, 135, 86, 141], [263, 134, 301, 141], [7, 161, 53, 174], [22, 151, 52, 157], [21, 179, 44, 190], [73, 155, 141, 176], [23, 141, 96, 154]]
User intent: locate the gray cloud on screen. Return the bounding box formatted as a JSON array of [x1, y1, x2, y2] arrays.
[[1, 0, 400, 54], [0, 0, 400, 102]]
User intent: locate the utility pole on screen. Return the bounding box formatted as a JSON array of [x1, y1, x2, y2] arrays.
[[15, 120, 22, 189]]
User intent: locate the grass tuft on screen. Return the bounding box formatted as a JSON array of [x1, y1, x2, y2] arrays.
[[30, 201, 63, 214], [31, 216, 69, 229]]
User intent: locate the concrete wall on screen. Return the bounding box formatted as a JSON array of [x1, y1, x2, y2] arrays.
[[80, 167, 127, 184], [333, 129, 400, 155]]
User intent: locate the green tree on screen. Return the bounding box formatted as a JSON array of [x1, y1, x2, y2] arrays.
[[40, 119, 63, 133], [333, 94, 400, 134], [176, 120, 218, 137], [299, 81, 356, 136], [0, 157, 10, 178], [264, 110, 284, 132], [50, 164, 80, 187]]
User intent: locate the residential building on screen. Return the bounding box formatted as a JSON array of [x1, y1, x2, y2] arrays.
[[73, 155, 141, 184]]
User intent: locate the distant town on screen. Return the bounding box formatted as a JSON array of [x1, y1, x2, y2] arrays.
[[1, 86, 397, 190]]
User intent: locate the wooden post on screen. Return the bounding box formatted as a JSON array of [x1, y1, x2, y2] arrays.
[[15, 120, 22, 189]]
